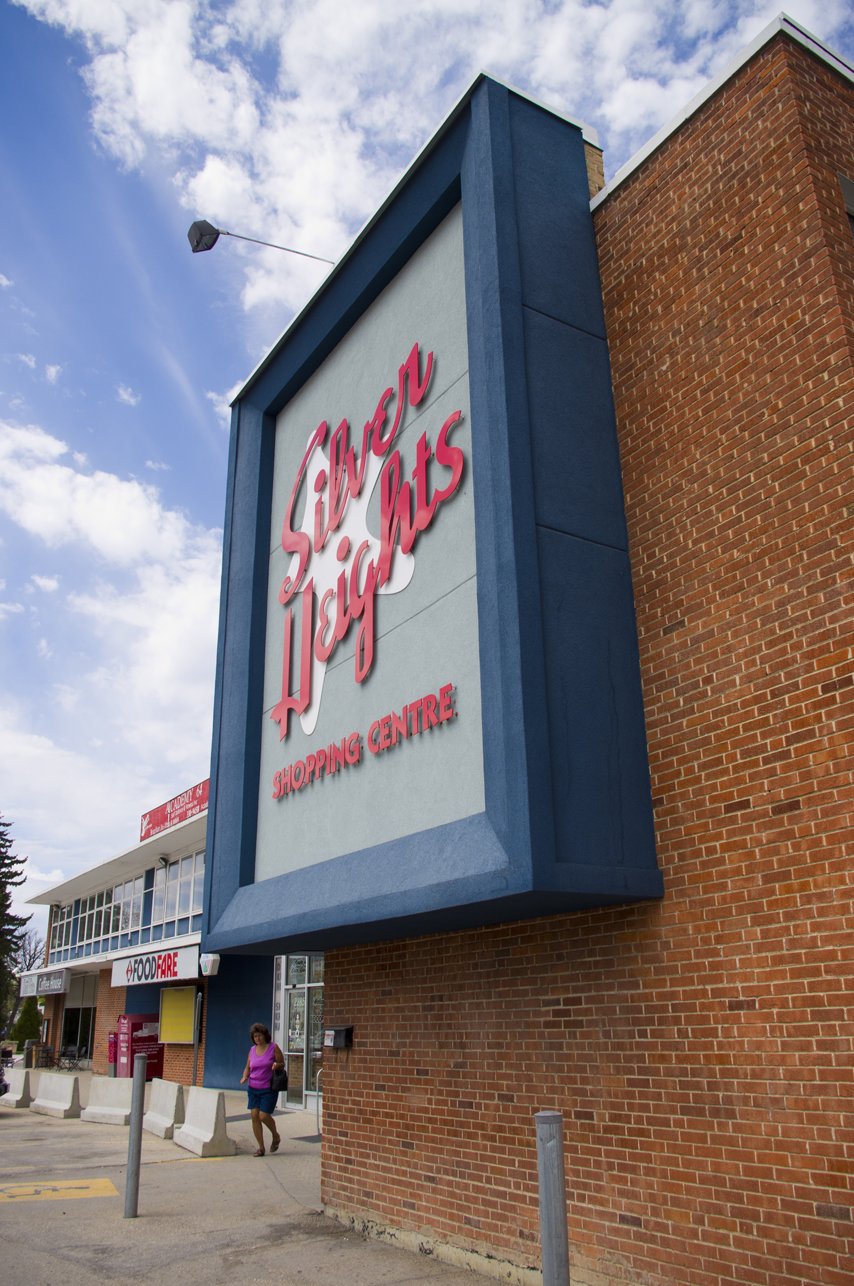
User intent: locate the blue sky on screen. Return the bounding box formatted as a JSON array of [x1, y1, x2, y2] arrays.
[[2, 0, 853, 936]]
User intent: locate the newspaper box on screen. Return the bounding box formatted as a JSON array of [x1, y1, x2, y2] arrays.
[[117, 1013, 164, 1080]]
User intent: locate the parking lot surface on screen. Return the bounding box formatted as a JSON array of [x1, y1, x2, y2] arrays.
[[0, 1082, 473, 1286]]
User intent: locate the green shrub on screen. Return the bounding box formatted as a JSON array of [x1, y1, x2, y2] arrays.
[[10, 995, 41, 1045]]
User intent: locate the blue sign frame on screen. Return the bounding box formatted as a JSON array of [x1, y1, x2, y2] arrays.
[[203, 76, 663, 955]]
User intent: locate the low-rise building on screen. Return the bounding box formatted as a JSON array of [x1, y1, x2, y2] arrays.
[[24, 782, 210, 1081]]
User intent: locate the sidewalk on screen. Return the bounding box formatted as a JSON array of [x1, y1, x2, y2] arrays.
[[0, 1081, 474, 1286]]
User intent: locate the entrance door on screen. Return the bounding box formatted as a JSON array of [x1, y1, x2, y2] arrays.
[[273, 955, 324, 1111], [60, 973, 99, 1065]]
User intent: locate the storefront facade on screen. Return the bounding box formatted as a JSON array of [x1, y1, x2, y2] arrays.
[[28, 784, 212, 1081]]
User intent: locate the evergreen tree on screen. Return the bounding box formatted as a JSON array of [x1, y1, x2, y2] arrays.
[[10, 995, 41, 1045], [0, 814, 30, 1036]]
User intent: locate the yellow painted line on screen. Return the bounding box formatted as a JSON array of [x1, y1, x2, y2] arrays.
[[0, 1178, 119, 1203]]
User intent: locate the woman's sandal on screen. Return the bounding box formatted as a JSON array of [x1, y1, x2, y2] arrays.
[[270, 1136, 281, 1153], [253, 1148, 265, 1157]]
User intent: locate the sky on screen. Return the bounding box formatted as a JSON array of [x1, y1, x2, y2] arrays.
[[2, 0, 854, 937]]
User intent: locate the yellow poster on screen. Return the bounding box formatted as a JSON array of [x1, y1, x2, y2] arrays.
[[159, 986, 197, 1043]]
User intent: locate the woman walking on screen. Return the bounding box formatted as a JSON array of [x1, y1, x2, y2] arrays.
[[240, 1022, 284, 1156]]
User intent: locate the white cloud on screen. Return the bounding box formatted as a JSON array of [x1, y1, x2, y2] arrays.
[[0, 602, 25, 619], [0, 421, 184, 564], [205, 380, 243, 429], [26, 864, 66, 884], [145, 459, 170, 471], [17, 0, 852, 325], [0, 275, 12, 289], [116, 382, 140, 406], [45, 364, 62, 384], [0, 417, 222, 909], [15, 353, 36, 368]]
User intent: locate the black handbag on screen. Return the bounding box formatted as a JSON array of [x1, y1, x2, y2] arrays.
[[270, 1065, 289, 1094]]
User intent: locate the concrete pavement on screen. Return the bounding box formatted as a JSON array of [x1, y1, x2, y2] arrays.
[[0, 1080, 474, 1286]]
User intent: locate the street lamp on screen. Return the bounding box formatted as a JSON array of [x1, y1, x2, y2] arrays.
[[187, 219, 334, 265]]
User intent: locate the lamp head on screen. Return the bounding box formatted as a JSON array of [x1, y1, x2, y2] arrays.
[[188, 220, 220, 253]]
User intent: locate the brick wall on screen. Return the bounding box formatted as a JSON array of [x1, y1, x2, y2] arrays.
[[584, 142, 605, 199], [90, 975, 207, 1083], [321, 35, 854, 1286], [41, 993, 63, 1052], [91, 969, 124, 1075]]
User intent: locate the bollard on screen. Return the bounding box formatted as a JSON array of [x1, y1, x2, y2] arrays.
[[535, 1111, 570, 1286], [191, 990, 202, 1087], [123, 1053, 147, 1218]]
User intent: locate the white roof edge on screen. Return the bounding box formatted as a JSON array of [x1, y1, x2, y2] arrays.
[[590, 13, 854, 213], [19, 933, 203, 978], [25, 810, 207, 907], [234, 72, 597, 404]]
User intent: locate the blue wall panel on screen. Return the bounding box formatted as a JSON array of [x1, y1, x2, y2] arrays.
[[123, 984, 162, 1015], [536, 527, 657, 870], [508, 95, 607, 339], [203, 955, 273, 1090], [523, 308, 628, 550]]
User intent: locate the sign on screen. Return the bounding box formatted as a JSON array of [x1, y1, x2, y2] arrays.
[[117, 1013, 163, 1079], [254, 206, 485, 885], [207, 82, 663, 958], [271, 341, 464, 739], [36, 970, 70, 995], [19, 973, 38, 997], [111, 945, 199, 987], [140, 779, 209, 841], [273, 683, 456, 798]]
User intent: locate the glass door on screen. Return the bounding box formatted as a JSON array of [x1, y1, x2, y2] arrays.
[[274, 954, 324, 1109]]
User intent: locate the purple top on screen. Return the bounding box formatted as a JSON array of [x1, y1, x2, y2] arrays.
[[248, 1042, 276, 1089]]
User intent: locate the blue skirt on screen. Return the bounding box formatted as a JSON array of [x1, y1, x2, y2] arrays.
[[247, 1086, 278, 1113]]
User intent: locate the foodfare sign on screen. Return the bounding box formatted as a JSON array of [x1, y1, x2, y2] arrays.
[[112, 945, 199, 987]]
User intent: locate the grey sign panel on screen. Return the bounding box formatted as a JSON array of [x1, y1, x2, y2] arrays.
[[256, 206, 484, 883]]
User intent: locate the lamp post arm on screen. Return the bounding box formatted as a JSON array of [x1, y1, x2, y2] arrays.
[[218, 229, 334, 264]]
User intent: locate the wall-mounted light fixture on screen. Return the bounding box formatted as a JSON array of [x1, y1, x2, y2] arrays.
[[187, 219, 334, 265]]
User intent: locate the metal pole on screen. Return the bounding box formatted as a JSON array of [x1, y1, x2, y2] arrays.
[[535, 1111, 570, 1286], [191, 990, 202, 1087], [124, 1053, 147, 1218], [316, 1067, 322, 1136]]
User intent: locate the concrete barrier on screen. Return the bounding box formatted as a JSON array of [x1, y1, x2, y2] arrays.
[[143, 1078, 185, 1139], [3, 1067, 33, 1109], [81, 1075, 133, 1125], [173, 1087, 236, 1157], [30, 1072, 81, 1119]]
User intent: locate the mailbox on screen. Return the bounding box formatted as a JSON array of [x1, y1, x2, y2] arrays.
[[323, 1026, 353, 1049]]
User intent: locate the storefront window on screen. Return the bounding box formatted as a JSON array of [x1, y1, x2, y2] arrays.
[[59, 972, 98, 1064], [46, 850, 207, 964]]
